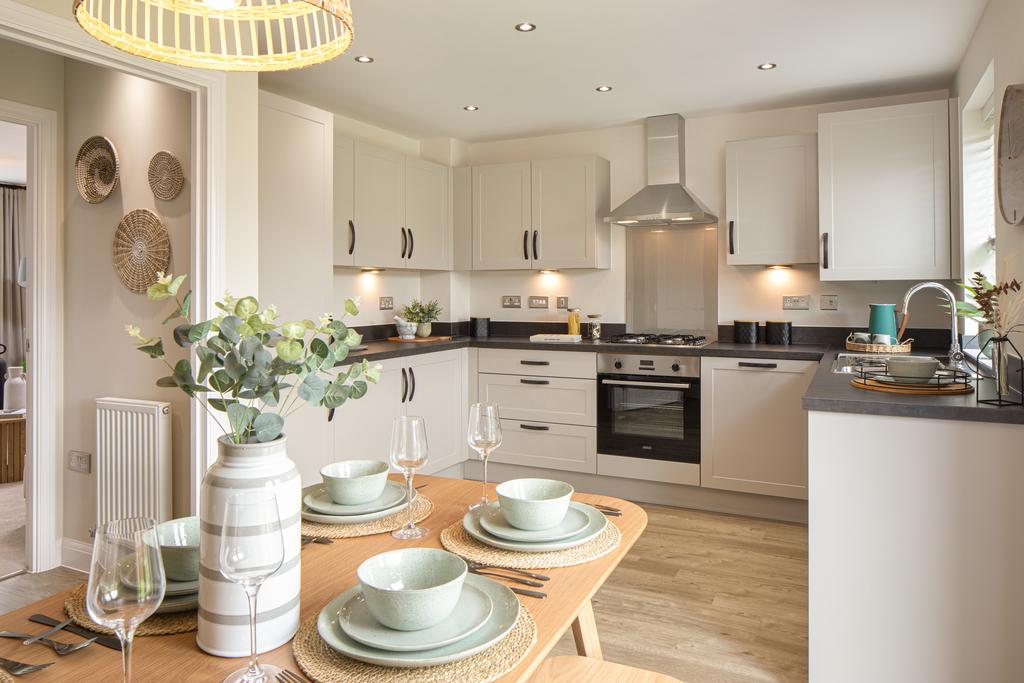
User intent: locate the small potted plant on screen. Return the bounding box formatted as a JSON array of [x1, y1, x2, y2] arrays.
[[952, 271, 1023, 404], [401, 299, 442, 338]]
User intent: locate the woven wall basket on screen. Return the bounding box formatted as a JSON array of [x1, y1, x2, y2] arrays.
[[113, 209, 170, 293], [75, 135, 119, 204], [148, 151, 185, 201]]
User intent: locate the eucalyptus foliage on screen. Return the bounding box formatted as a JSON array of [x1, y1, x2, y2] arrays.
[[127, 273, 380, 444]]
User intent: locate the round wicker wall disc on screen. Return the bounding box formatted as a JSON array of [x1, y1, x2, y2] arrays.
[[148, 150, 185, 200], [75, 135, 119, 203], [113, 209, 171, 293]]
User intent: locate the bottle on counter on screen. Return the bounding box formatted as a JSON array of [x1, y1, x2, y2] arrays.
[[587, 314, 602, 341], [567, 308, 582, 336]]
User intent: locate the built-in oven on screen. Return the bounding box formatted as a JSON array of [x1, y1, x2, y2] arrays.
[[596, 355, 700, 464]]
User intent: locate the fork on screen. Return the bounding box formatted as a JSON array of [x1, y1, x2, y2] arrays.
[[276, 669, 306, 682], [0, 631, 97, 656], [0, 656, 53, 676], [469, 569, 545, 588], [466, 562, 550, 581]]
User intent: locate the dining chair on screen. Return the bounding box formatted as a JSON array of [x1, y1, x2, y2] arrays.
[[529, 655, 684, 683]]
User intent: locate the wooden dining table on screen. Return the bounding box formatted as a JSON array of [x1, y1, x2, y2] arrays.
[[0, 475, 647, 682]]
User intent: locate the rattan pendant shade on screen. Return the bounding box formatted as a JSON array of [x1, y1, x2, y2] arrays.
[[73, 0, 354, 72]]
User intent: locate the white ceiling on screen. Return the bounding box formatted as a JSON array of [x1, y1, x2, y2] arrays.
[[0, 120, 26, 185], [261, 0, 988, 143]]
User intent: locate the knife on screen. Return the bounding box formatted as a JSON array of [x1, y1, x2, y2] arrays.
[[29, 615, 122, 651], [23, 617, 71, 644]]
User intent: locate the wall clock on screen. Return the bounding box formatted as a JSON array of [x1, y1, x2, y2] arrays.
[[998, 84, 1024, 225]]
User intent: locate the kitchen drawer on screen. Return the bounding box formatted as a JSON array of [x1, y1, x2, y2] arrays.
[[477, 348, 596, 379], [489, 419, 596, 474], [478, 373, 596, 426]]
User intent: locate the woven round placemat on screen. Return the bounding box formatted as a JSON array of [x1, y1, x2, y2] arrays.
[[64, 584, 197, 636], [440, 520, 621, 569], [301, 495, 434, 539], [112, 208, 171, 293], [75, 135, 119, 203], [0, 669, 11, 683], [148, 151, 185, 200], [292, 601, 536, 683]]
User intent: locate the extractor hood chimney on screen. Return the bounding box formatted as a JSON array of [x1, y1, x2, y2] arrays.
[[605, 114, 717, 226]]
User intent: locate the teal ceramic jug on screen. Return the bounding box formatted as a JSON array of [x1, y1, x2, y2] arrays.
[[868, 303, 899, 340]]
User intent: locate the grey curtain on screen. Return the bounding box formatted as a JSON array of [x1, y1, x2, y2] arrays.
[[0, 186, 26, 368]]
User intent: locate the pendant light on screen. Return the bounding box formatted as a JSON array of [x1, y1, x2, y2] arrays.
[[73, 0, 354, 72]]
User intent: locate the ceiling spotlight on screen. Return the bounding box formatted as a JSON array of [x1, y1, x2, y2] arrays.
[[463, 105, 479, 111], [672, 217, 694, 221], [514, 22, 537, 32], [757, 63, 777, 70], [354, 55, 374, 64], [596, 85, 613, 92], [361, 268, 383, 274]]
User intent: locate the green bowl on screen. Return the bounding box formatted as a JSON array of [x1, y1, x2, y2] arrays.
[[153, 516, 199, 582], [356, 548, 467, 631], [321, 460, 390, 505], [496, 478, 574, 531]]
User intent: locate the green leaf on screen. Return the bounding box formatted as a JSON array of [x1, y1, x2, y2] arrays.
[[345, 328, 362, 346], [276, 339, 303, 363], [188, 321, 213, 343], [331, 341, 349, 364], [239, 335, 261, 361], [179, 291, 192, 319], [350, 380, 368, 399], [344, 298, 359, 317], [173, 324, 192, 348], [209, 369, 235, 393], [219, 316, 241, 343], [226, 403, 257, 438], [280, 321, 307, 340], [207, 336, 231, 357], [251, 413, 284, 442], [329, 320, 349, 339], [208, 398, 237, 412], [156, 376, 177, 388], [252, 347, 272, 370], [365, 362, 382, 384], [224, 351, 246, 381], [235, 296, 259, 318], [138, 339, 165, 359], [298, 373, 327, 405], [167, 274, 187, 296], [310, 338, 330, 361]]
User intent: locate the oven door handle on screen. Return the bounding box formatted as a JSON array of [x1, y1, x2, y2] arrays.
[[601, 379, 692, 389]]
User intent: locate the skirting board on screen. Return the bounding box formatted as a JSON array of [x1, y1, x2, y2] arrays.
[[465, 460, 807, 524], [61, 538, 92, 572]]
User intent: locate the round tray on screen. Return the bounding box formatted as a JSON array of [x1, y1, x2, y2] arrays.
[[845, 339, 912, 354]]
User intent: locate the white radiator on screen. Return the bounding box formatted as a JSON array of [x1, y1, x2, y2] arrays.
[[95, 397, 172, 526]]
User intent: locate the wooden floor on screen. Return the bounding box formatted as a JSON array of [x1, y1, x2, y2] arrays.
[[0, 504, 807, 682]]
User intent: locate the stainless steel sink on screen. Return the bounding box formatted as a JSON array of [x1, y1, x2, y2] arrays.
[[831, 353, 949, 374]]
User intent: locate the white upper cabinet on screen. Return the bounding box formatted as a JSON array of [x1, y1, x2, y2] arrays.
[[818, 99, 952, 280], [472, 161, 533, 270], [470, 156, 610, 270], [531, 156, 611, 270], [404, 157, 450, 270], [333, 135, 355, 267], [353, 141, 407, 269], [725, 134, 818, 266]]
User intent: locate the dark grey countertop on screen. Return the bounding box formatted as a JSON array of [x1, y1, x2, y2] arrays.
[[345, 336, 1024, 425]]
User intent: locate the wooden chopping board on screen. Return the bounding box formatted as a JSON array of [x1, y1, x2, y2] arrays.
[[850, 377, 974, 395], [386, 336, 453, 343]]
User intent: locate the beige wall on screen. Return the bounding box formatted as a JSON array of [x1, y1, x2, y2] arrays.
[[956, 0, 1024, 350], [63, 59, 193, 542], [224, 73, 260, 296]]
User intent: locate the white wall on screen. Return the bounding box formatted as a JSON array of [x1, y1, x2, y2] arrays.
[[0, 120, 26, 185], [955, 0, 1024, 351]]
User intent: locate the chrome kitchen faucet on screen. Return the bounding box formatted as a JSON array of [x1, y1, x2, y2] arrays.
[[900, 281, 967, 372]]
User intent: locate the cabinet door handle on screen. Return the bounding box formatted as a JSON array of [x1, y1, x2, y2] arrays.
[[728, 220, 735, 255], [523, 230, 529, 260], [400, 367, 408, 403], [348, 220, 356, 256], [532, 230, 539, 261], [822, 232, 829, 269], [408, 367, 416, 401], [519, 360, 550, 366], [519, 378, 550, 385], [738, 362, 778, 369], [408, 228, 414, 259], [519, 423, 550, 431], [401, 227, 408, 259]]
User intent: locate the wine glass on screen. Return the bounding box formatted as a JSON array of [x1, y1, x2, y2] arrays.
[[390, 415, 429, 540], [86, 517, 166, 683], [467, 403, 502, 510], [219, 490, 285, 683]]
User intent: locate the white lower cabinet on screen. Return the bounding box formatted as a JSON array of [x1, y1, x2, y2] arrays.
[[477, 374, 596, 426], [489, 420, 596, 474], [700, 357, 816, 499], [333, 350, 466, 474]]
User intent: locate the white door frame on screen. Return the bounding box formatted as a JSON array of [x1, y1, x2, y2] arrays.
[[0, 0, 227, 571]]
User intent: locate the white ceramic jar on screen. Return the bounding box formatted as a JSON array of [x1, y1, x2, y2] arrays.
[[196, 435, 301, 657], [3, 367, 26, 412]]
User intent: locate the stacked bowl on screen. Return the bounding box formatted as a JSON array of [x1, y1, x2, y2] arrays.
[[462, 479, 608, 552], [316, 548, 520, 667], [135, 516, 200, 614], [301, 460, 414, 525]]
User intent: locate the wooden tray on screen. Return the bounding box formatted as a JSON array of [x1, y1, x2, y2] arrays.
[[846, 340, 912, 354], [386, 336, 453, 343], [850, 377, 974, 395]]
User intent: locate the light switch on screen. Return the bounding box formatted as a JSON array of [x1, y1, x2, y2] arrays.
[[69, 450, 91, 473], [820, 294, 839, 310]]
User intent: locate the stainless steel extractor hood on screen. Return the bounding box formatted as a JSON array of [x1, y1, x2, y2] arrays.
[[606, 114, 717, 226]]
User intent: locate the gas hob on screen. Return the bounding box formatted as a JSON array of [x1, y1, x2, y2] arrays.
[[604, 333, 710, 347]]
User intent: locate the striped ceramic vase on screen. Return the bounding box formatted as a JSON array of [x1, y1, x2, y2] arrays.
[[196, 435, 301, 657]]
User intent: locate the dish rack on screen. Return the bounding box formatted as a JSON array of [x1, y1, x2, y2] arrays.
[[850, 366, 974, 395]]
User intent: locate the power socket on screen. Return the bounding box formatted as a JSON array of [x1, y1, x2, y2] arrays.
[[502, 295, 522, 309], [782, 295, 811, 310], [69, 450, 91, 474], [528, 296, 549, 309], [379, 296, 394, 311], [556, 296, 569, 310], [820, 294, 839, 311]]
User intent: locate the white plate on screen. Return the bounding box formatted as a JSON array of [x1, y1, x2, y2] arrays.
[[462, 502, 607, 553], [339, 583, 492, 652], [156, 592, 198, 614], [317, 573, 519, 667], [875, 374, 944, 386], [299, 485, 415, 525], [121, 558, 198, 596], [304, 481, 408, 515], [478, 502, 589, 543]]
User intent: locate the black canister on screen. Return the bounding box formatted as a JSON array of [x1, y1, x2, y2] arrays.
[[765, 320, 793, 345], [471, 317, 490, 338], [734, 320, 758, 344]]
